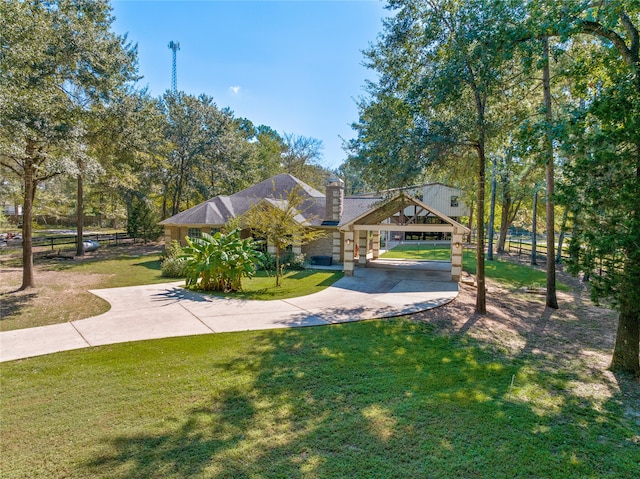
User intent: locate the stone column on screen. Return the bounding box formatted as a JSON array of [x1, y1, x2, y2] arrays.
[[451, 229, 464, 282], [372, 230, 380, 259], [343, 230, 355, 276], [332, 231, 342, 263], [358, 230, 368, 265]]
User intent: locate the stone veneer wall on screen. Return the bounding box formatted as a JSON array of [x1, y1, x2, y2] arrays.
[[302, 235, 334, 259]]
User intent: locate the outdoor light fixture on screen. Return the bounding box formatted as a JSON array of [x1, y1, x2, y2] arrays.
[[345, 238, 353, 245], [454, 242, 462, 249]]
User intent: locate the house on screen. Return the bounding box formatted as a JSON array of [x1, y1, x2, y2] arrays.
[[160, 174, 470, 281]]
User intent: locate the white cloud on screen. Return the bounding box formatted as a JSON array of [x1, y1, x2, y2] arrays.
[[229, 86, 241, 94]]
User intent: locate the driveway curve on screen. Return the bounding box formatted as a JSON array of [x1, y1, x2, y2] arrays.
[[0, 261, 458, 362]]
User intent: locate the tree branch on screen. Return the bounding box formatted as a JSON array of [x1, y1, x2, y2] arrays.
[[577, 19, 636, 67]]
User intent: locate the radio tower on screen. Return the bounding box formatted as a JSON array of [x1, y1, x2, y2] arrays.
[[168, 41, 180, 93]]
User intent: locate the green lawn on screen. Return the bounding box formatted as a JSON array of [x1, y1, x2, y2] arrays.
[[47, 254, 169, 288], [1, 252, 343, 331], [1, 320, 637, 478], [382, 243, 452, 261], [208, 270, 345, 300], [382, 244, 569, 290]]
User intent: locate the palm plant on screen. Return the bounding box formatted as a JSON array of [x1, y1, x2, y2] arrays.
[[182, 229, 264, 292]]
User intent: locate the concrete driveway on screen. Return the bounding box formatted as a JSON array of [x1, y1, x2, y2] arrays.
[[0, 261, 458, 362]]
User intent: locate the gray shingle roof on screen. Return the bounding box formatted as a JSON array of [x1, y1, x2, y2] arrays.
[[159, 174, 327, 227]]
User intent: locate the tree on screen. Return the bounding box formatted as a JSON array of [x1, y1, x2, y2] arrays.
[[542, 37, 559, 309], [160, 92, 259, 216], [352, 0, 526, 314], [127, 195, 162, 243], [241, 185, 326, 287], [280, 133, 332, 190], [0, 0, 138, 289], [529, 0, 640, 375]]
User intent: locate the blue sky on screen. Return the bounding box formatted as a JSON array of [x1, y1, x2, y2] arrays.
[[110, 0, 389, 169]]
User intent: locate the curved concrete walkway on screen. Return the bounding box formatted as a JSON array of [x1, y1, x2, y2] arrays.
[[0, 261, 458, 362]]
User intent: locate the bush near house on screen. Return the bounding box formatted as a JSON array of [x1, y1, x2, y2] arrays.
[[160, 240, 188, 278], [182, 229, 265, 292]]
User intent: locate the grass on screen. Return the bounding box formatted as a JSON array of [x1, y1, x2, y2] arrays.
[[381, 243, 452, 261], [1, 319, 637, 478], [381, 244, 569, 291], [0, 251, 343, 331], [206, 270, 344, 300], [52, 254, 168, 287]]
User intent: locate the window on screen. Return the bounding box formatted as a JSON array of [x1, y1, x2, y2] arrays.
[[450, 196, 459, 208], [187, 228, 201, 239]]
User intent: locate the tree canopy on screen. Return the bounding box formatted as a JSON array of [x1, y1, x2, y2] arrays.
[[347, 0, 640, 375]]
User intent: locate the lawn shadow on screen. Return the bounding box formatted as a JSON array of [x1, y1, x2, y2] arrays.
[[83, 318, 639, 478], [132, 259, 161, 271], [0, 290, 37, 319]]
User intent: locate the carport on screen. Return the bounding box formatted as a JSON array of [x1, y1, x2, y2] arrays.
[[339, 192, 470, 282]]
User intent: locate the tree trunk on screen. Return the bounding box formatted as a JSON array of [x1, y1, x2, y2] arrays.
[[543, 37, 558, 309], [487, 155, 497, 261], [76, 168, 85, 257], [275, 245, 282, 287], [467, 199, 474, 243], [20, 142, 36, 290], [531, 189, 538, 266], [612, 285, 640, 376], [496, 184, 512, 254], [611, 132, 640, 376], [555, 206, 569, 264], [475, 143, 486, 314]]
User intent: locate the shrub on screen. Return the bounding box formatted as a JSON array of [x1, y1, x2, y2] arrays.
[[161, 240, 183, 261], [259, 251, 306, 273], [161, 256, 188, 278]]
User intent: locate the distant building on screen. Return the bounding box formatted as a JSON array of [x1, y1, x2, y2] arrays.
[[352, 183, 469, 241]]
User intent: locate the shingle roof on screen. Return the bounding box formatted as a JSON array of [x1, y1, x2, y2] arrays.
[[339, 197, 382, 227], [159, 174, 327, 227]]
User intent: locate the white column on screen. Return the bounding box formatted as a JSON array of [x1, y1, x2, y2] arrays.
[[358, 230, 368, 265], [451, 229, 464, 282], [332, 231, 342, 263], [343, 230, 355, 276], [372, 230, 380, 259]]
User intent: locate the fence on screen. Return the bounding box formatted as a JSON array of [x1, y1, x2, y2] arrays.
[[31, 232, 136, 251], [505, 237, 571, 263]]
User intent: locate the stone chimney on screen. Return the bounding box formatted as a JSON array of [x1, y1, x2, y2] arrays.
[[325, 177, 344, 223]]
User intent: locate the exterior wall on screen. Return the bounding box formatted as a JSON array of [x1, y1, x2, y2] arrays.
[[419, 184, 469, 217], [302, 234, 334, 258], [164, 226, 178, 246], [164, 226, 219, 247]]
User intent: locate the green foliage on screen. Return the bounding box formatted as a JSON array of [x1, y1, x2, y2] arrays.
[[241, 185, 325, 286], [0, 0, 139, 288], [161, 240, 184, 261], [127, 196, 162, 243], [260, 251, 307, 273], [160, 92, 260, 216], [160, 257, 187, 278], [182, 229, 265, 292], [160, 240, 187, 278]]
